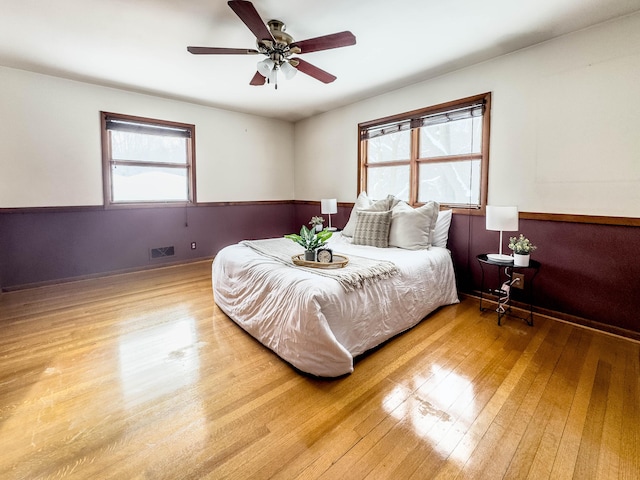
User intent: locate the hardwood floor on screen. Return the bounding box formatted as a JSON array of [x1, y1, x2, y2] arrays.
[[1, 260, 638, 479]]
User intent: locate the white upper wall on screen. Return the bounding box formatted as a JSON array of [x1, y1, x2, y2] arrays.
[[293, 13, 640, 217], [2, 12, 639, 216], [0, 67, 294, 207]]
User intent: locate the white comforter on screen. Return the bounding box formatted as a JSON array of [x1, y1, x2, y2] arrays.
[[212, 233, 459, 377]]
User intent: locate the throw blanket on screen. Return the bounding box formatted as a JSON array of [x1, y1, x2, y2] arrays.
[[240, 238, 399, 292]]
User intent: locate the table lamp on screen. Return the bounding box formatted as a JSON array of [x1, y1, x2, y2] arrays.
[[321, 198, 338, 231], [486, 205, 519, 262]]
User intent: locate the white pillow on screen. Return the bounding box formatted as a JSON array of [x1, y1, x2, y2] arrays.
[[432, 209, 453, 248], [388, 201, 440, 250], [342, 193, 399, 237]]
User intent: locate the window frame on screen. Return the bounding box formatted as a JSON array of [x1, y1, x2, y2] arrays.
[[358, 92, 491, 212], [100, 111, 197, 209]]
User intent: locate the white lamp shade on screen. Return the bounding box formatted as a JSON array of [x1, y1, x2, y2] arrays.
[[280, 61, 297, 80], [257, 58, 274, 77], [486, 206, 519, 231], [321, 198, 338, 215]]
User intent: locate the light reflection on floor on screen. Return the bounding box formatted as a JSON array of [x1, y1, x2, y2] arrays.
[[384, 364, 476, 462], [117, 314, 211, 457], [118, 317, 200, 408]]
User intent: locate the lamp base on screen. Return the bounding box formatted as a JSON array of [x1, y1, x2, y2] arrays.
[[325, 227, 337, 232], [487, 253, 513, 263]]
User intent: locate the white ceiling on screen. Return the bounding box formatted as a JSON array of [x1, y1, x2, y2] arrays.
[[2, 0, 640, 122]]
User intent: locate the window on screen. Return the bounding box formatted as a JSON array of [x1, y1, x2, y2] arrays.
[[358, 93, 490, 210], [101, 112, 196, 207]]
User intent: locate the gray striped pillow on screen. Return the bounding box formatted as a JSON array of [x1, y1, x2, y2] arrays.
[[353, 210, 392, 248]]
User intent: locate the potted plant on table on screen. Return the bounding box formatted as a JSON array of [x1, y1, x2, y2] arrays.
[[285, 225, 333, 261], [309, 216, 325, 232], [508, 234, 537, 267]]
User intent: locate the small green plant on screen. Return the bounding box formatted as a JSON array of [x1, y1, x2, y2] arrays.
[[508, 234, 537, 254], [285, 225, 333, 251], [309, 216, 324, 227]]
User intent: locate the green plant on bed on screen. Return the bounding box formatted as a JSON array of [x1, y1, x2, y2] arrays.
[[285, 225, 333, 252]]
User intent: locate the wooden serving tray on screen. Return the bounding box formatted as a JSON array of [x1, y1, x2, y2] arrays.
[[292, 254, 349, 269]]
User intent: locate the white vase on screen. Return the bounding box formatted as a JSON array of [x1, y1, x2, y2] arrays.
[[513, 253, 530, 267], [315, 225, 323, 232]]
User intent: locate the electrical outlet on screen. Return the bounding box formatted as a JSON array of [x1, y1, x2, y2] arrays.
[[512, 273, 525, 289], [190, 242, 196, 250]]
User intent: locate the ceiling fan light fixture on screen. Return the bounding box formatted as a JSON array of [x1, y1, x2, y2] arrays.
[[280, 61, 297, 80], [268, 67, 278, 85], [257, 58, 275, 76], [189, 1, 356, 88]]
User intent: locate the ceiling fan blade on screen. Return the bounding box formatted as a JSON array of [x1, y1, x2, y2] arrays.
[[187, 46, 260, 55], [250, 71, 266, 86], [290, 31, 356, 54], [227, 0, 274, 42], [292, 58, 336, 84]]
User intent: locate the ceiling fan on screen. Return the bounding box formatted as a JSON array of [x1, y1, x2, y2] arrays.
[[187, 0, 356, 88]]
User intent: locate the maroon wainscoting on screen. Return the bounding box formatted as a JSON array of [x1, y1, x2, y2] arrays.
[[0, 203, 296, 290], [448, 213, 640, 337], [2, 201, 638, 338]]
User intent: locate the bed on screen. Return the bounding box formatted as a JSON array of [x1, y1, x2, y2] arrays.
[[212, 197, 459, 377]]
